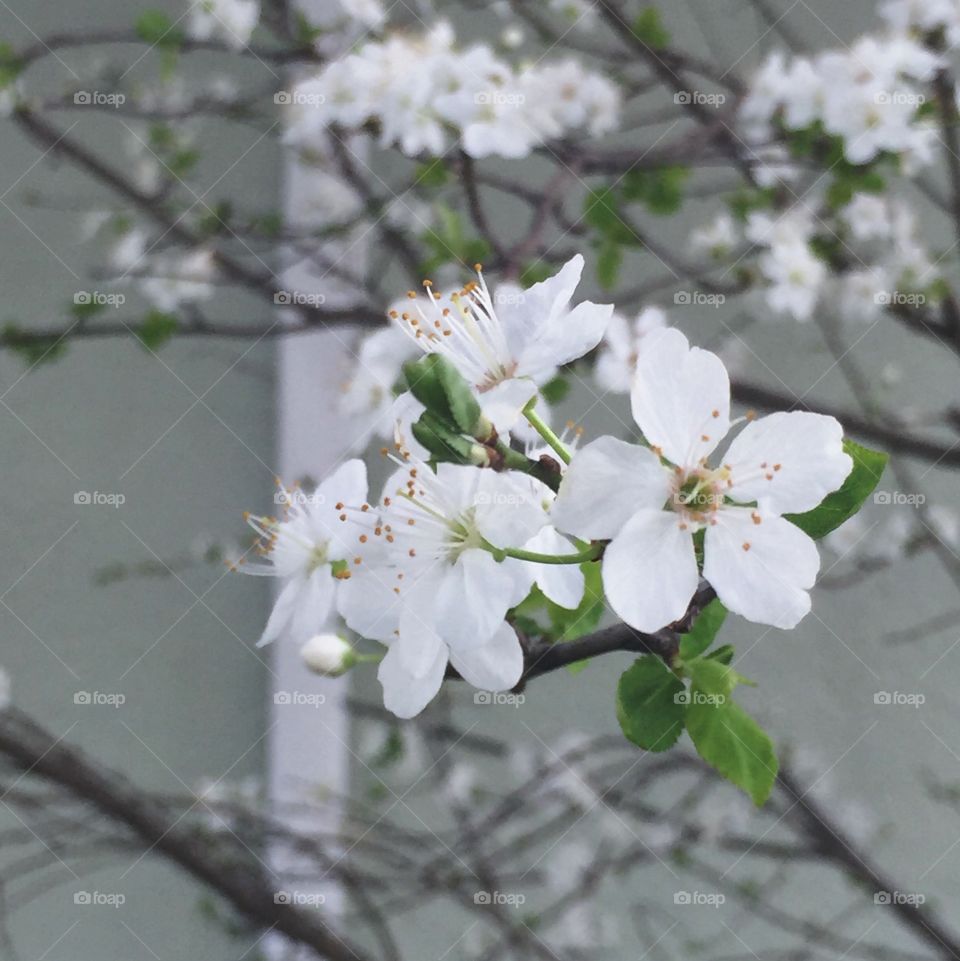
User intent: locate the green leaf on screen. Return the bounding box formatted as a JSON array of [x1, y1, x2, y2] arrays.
[[632, 6, 670, 48], [135, 11, 185, 47], [519, 261, 555, 288], [540, 375, 570, 406], [686, 697, 778, 805], [786, 439, 888, 539], [420, 204, 490, 275], [1, 322, 68, 367], [0, 42, 23, 86], [595, 240, 622, 290], [617, 656, 686, 752], [706, 643, 735, 665], [622, 166, 689, 216], [411, 411, 483, 465], [679, 598, 727, 660], [137, 310, 179, 351], [584, 187, 638, 245], [403, 355, 483, 437], [684, 656, 752, 699], [415, 160, 449, 188]]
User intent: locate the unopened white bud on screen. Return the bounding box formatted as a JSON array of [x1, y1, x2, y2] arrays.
[[300, 634, 355, 677]]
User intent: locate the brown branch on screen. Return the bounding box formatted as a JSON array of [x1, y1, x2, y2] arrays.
[[0, 708, 375, 961]]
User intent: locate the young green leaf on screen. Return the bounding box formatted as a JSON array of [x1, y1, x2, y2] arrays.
[[679, 598, 727, 660], [632, 6, 670, 48], [403, 355, 483, 437], [684, 656, 753, 699], [786, 439, 888, 539], [617, 656, 686, 752], [135, 10, 185, 47], [137, 311, 179, 351], [686, 697, 778, 805]]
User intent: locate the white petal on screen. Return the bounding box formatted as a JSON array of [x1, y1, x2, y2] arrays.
[[475, 472, 546, 547], [378, 642, 447, 718], [602, 509, 699, 632], [337, 566, 403, 642], [449, 622, 524, 691], [631, 327, 730, 466], [316, 459, 368, 510], [288, 570, 336, 642], [393, 612, 447, 678], [257, 577, 303, 647], [433, 550, 517, 647], [517, 300, 614, 379], [479, 377, 538, 436], [724, 411, 853, 514], [703, 509, 820, 629], [551, 436, 670, 540], [525, 525, 585, 609]]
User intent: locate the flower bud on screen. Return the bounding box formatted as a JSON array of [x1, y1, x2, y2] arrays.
[[300, 634, 355, 677]]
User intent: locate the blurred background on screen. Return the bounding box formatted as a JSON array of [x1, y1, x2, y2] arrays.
[[1, 0, 959, 958]]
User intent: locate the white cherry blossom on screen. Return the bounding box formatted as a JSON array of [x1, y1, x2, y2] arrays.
[[390, 255, 613, 433], [552, 329, 852, 632], [240, 460, 369, 646]]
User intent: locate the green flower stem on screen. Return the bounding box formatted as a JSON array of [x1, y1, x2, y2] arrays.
[[489, 541, 604, 565], [522, 398, 572, 465], [495, 442, 561, 492]]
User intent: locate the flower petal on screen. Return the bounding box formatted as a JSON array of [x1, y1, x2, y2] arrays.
[[552, 436, 670, 541], [631, 327, 730, 466], [337, 564, 403, 642], [723, 411, 853, 514], [448, 622, 524, 691], [433, 550, 517, 647], [257, 576, 303, 647], [703, 509, 820, 629], [602, 509, 699, 632], [517, 300, 614, 379], [525, 525, 585, 609], [288, 570, 337, 642], [378, 641, 447, 718], [478, 377, 538, 436]]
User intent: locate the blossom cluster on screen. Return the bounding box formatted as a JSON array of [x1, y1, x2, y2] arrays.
[[241, 257, 855, 718], [739, 31, 940, 168], [284, 21, 620, 159]]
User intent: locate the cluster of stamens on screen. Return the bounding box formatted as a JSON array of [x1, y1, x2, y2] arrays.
[[387, 264, 517, 391]]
